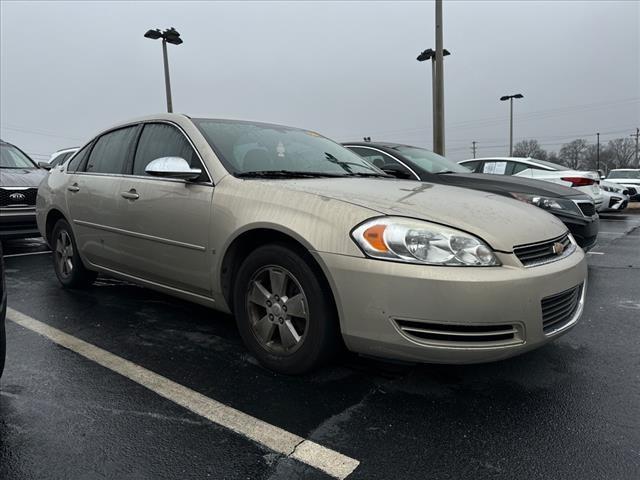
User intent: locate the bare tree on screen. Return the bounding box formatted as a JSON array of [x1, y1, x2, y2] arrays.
[[512, 139, 548, 159], [559, 139, 588, 169], [607, 138, 636, 169]]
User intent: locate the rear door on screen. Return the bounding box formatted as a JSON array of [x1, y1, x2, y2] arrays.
[[115, 122, 214, 296], [66, 125, 139, 270]]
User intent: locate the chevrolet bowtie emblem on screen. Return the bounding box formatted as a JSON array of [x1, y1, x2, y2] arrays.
[[552, 242, 565, 255]]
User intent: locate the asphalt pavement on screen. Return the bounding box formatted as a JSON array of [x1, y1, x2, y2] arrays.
[[1, 212, 639, 480]]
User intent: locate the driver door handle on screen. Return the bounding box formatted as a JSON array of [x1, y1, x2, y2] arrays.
[[121, 189, 139, 200], [67, 183, 80, 193]]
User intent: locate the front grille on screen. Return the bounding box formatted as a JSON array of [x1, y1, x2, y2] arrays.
[[514, 233, 573, 267], [0, 188, 38, 207], [627, 187, 637, 196], [541, 284, 583, 334], [394, 319, 523, 347], [577, 202, 596, 217], [609, 197, 622, 208]]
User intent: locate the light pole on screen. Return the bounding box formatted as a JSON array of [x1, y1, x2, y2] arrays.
[[417, 48, 450, 153], [500, 93, 524, 156], [596, 132, 600, 172], [144, 27, 183, 113]]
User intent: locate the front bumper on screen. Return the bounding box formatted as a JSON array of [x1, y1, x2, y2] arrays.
[[0, 207, 40, 239], [554, 212, 598, 251], [316, 248, 587, 364]]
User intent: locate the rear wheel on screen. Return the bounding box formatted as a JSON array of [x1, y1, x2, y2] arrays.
[[52, 219, 97, 288], [233, 244, 339, 374]]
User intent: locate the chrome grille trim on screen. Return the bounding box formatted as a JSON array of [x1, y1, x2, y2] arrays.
[[541, 283, 585, 335], [514, 233, 576, 268], [393, 319, 524, 348]]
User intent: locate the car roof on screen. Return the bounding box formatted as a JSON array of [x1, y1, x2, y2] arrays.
[[461, 157, 536, 162], [610, 168, 639, 171]]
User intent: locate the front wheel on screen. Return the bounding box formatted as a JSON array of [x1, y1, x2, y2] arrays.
[[51, 219, 97, 288], [233, 244, 340, 374]]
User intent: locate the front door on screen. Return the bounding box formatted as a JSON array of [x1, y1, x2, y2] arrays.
[[115, 122, 214, 296]]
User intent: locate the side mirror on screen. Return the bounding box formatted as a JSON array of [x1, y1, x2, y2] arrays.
[[381, 163, 413, 180], [145, 157, 202, 181], [38, 161, 52, 170]]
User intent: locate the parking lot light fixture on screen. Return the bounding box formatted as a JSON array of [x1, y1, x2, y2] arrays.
[[500, 93, 524, 156], [417, 48, 450, 152], [144, 27, 183, 113]]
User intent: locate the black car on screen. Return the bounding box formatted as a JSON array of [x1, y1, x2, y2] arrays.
[[344, 142, 599, 250], [0, 140, 47, 239], [1, 242, 6, 378]]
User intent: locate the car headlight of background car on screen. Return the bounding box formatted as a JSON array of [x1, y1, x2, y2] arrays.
[[600, 184, 623, 193], [351, 217, 500, 266], [510, 192, 584, 216]]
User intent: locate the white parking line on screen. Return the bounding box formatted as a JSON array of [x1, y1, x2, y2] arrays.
[[6, 307, 359, 479], [4, 251, 51, 258], [587, 252, 605, 255]]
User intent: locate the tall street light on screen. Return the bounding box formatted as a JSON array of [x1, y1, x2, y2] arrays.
[[417, 48, 450, 153], [500, 93, 523, 156], [144, 27, 183, 113]]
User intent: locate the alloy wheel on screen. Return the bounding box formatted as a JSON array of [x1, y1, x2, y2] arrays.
[[55, 230, 74, 279], [246, 265, 309, 355]]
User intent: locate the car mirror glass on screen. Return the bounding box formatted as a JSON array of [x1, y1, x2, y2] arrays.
[[38, 161, 52, 170]]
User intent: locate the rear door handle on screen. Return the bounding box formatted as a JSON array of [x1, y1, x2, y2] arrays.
[[121, 190, 139, 200], [67, 184, 80, 192]]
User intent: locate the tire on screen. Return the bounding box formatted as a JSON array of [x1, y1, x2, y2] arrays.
[[233, 244, 340, 374], [51, 219, 97, 288]]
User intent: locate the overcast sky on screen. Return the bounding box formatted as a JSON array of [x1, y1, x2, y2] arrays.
[[1, 0, 638, 162]]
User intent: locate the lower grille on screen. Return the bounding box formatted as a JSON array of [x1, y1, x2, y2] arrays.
[[541, 284, 583, 334], [0, 188, 38, 207], [577, 202, 596, 217], [394, 319, 523, 347], [514, 233, 574, 267]]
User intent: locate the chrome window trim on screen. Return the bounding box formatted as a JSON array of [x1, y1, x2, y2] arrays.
[[73, 219, 206, 251], [344, 145, 421, 180], [66, 119, 214, 185]]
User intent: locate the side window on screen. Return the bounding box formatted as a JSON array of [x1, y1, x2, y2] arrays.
[[348, 147, 395, 169], [511, 162, 529, 174], [461, 160, 480, 172], [86, 126, 138, 174], [50, 152, 70, 167], [67, 144, 91, 172], [482, 161, 508, 175], [133, 123, 205, 180]]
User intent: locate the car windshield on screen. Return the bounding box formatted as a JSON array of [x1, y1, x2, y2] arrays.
[[391, 146, 470, 174], [0, 143, 37, 169], [193, 119, 385, 177], [608, 170, 640, 179]]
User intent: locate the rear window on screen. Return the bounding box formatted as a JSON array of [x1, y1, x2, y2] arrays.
[[608, 170, 640, 179], [86, 126, 138, 174]]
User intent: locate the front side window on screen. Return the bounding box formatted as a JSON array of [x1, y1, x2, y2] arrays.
[[0, 143, 37, 169], [347, 147, 396, 169], [133, 123, 205, 180], [193, 119, 381, 176], [390, 146, 470, 174], [461, 160, 480, 172], [86, 126, 138, 174], [50, 152, 72, 167]]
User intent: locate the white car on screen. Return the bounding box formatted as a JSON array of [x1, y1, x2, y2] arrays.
[[598, 180, 629, 212], [605, 169, 640, 202], [48, 147, 79, 168], [459, 157, 604, 209]]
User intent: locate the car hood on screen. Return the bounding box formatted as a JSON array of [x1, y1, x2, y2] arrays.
[[275, 178, 567, 251], [0, 168, 47, 187], [439, 172, 587, 199]]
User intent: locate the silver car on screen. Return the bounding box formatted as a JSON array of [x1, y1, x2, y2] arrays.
[[36, 114, 588, 374]]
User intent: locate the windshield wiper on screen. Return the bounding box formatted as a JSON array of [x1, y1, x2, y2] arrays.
[[236, 170, 346, 179], [344, 171, 393, 178]]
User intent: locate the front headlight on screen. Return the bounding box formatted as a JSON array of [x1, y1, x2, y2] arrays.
[[351, 217, 500, 266], [510, 192, 583, 216]]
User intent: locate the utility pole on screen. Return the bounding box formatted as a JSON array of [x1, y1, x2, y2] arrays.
[[596, 132, 600, 172], [632, 127, 639, 167], [471, 141, 477, 159], [433, 0, 445, 156]]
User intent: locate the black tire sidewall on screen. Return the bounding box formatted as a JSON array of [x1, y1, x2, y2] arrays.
[[233, 244, 338, 374], [51, 219, 95, 288]]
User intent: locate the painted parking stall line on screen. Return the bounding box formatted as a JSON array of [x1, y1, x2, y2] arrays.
[[6, 307, 360, 479], [4, 251, 51, 258]]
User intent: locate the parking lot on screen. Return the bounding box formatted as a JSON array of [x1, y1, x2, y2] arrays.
[[0, 211, 637, 479]]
